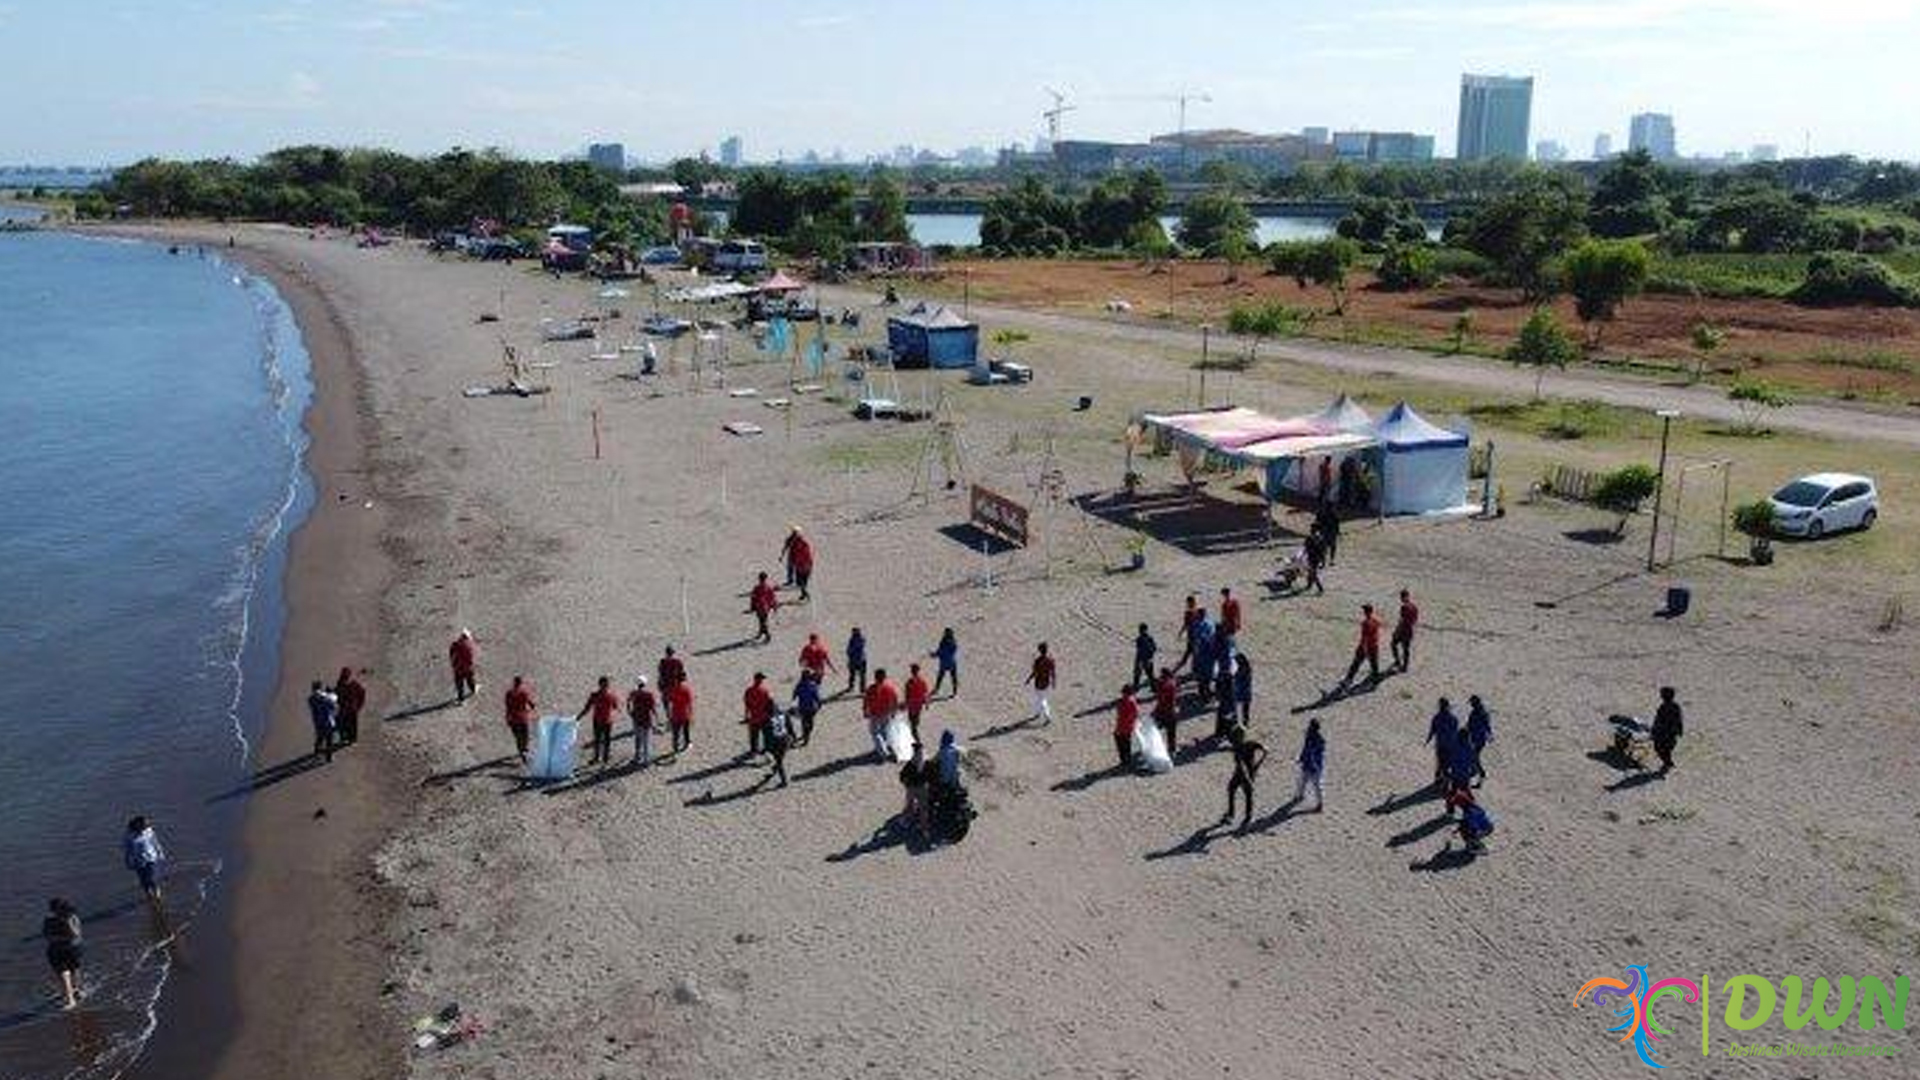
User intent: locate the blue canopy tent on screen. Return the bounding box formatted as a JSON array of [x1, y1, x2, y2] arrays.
[[887, 303, 979, 369], [1372, 402, 1471, 514]]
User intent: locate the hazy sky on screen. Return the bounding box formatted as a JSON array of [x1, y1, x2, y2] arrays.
[[4, 0, 1917, 164]]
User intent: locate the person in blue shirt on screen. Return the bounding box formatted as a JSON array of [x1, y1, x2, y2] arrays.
[[307, 680, 339, 763], [1465, 695, 1493, 785], [1130, 623, 1157, 690], [1425, 698, 1459, 784], [931, 628, 960, 696], [1232, 654, 1254, 726], [844, 627, 868, 694], [1294, 718, 1326, 811], [791, 668, 823, 746], [1189, 614, 1217, 703]]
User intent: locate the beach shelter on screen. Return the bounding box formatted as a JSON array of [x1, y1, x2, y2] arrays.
[[1372, 401, 1471, 514], [1137, 405, 1377, 499], [757, 270, 806, 294], [887, 303, 979, 369], [1312, 393, 1374, 435]]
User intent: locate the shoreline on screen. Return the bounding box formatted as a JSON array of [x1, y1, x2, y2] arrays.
[[95, 226, 408, 1080]]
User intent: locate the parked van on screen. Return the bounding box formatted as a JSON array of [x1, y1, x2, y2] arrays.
[[709, 239, 769, 274]]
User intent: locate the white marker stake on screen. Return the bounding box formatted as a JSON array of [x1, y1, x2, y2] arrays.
[[680, 574, 691, 637], [720, 468, 729, 510]]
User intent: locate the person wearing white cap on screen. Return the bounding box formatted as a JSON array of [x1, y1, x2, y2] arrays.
[[627, 675, 659, 766]]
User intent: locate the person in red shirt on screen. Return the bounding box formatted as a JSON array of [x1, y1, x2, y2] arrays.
[[742, 672, 775, 756], [448, 629, 477, 702], [782, 527, 815, 600], [798, 633, 833, 680], [657, 645, 686, 692], [1218, 586, 1243, 640], [1152, 667, 1181, 753], [1391, 588, 1420, 672], [626, 676, 658, 766], [1340, 603, 1384, 688], [503, 675, 537, 761], [862, 668, 900, 760], [333, 667, 367, 746], [1113, 688, 1140, 770], [904, 663, 932, 739], [666, 677, 695, 757], [748, 572, 779, 644], [576, 676, 623, 768], [1024, 643, 1056, 725]]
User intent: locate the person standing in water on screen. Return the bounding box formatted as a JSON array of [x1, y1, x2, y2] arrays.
[[1294, 719, 1326, 812], [43, 898, 84, 1010], [576, 676, 622, 768], [931, 628, 960, 696], [123, 816, 166, 903], [1221, 726, 1268, 830], [1024, 642, 1056, 725], [504, 675, 537, 762], [333, 667, 367, 746], [627, 676, 658, 766], [448, 629, 477, 702], [307, 679, 339, 762]]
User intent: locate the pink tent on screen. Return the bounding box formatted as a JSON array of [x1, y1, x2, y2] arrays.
[[758, 270, 806, 294]]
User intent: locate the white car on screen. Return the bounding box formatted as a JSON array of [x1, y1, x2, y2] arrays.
[[1767, 473, 1879, 538]]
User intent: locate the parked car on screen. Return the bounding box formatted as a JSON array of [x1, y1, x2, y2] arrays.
[[639, 245, 683, 266], [1767, 473, 1879, 538]]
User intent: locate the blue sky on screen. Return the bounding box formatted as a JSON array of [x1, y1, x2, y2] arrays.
[[2, 0, 1916, 164]]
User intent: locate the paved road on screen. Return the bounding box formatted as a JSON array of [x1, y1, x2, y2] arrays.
[[825, 286, 1920, 447]]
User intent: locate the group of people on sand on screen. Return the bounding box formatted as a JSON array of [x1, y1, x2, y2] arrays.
[[306, 665, 370, 762]]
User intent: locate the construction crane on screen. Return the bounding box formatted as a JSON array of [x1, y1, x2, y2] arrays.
[[1042, 87, 1078, 145], [1167, 90, 1212, 165]]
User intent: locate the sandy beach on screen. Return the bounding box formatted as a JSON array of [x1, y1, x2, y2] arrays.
[[112, 223, 1918, 1080]]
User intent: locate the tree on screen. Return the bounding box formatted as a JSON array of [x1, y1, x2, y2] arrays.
[[1217, 229, 1251, 283], [1175, 191, 1256, 255], [1079, 170, 1166, 249], [1593, 464, 1660, 536], [1728, 378, 1791, 434], [1336, 196, 1428, 248], [979, 174, 1077, 255], [1587, 150, 1671, 238], [1790, 251, 1920, 307], [1376, 242, 1439, 291], [1450, 310, 1476, 355], [1562, 238, 1651, 348], [1506, 307, 1578, 398], [860, 168, 910, 243], [1268, 238, 1360, 314], [1688, 321, 1724, 382], [1459, 171, 1588, 300]]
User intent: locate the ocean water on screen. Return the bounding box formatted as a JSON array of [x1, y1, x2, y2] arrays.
[[0, 232, 313, 1079]]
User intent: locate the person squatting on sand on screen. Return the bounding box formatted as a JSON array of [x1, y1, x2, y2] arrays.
[[1025, 642, 1056, 725], [1222, 725, 1268, 830], [626, 676, 658, 766], [448, 629, 477, 702], [307, 679, 339, 762], [504, 675, 536, 762], [748, 571, 779, 644], [576, 676, 621, 767], [863, 667, 900, 760], [931, 627, 960, 696]]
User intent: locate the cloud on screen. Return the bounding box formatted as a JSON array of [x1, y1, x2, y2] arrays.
[[189, 71, 324, 113]]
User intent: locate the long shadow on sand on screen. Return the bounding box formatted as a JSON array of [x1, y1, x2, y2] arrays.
[[684, 772, 779, 807], [207, 752, 326, 802], [1408, 844, 1481, 873], [693, 636, 764, 658], [666, 754, 758, 786], [1386, 813, 1455, 849], [826, 817, 927, 862], [1605, 770, 1667, 793], [1366, 782, 1443, 817], [542, 758, 648, 795], [789, 750, 875, 784], [1291, 672, 1396, 713], [420, 754, 520, 788], [1052, 763, 1132, 793], [1145, 820, 1232, 860], [974, 715, 1043, 741], [383, 698, 461, 723]]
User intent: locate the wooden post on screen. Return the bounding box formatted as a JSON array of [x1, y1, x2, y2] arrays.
[[591, 408, 602, 460]]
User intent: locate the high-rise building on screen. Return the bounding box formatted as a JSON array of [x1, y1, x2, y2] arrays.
[[1535, 139, 1568, 163], [1750, 143, 1779, 163], [1456, 74, 1533, 160], [1593, 133, 1614, 160], [719, 135, 742, 167], [1629, 113, 1677, 162], [1302, 126, 1330, 146], [587, 143, 626, 174]]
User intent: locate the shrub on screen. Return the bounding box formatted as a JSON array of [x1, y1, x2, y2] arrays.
[[1226, 301, 1308, 338], [1790, 251, 1920, 307], [1429, 247, 1493, 281], [1593, 464, 1660, 535], [1376, 242, 1439, 290], [1731, 499, 1777, 538], [1506, 307, 1579, 398], [1727, 378, 1792, 433]]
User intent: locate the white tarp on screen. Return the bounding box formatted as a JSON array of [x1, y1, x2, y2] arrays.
[[529, 715, 578, 780]]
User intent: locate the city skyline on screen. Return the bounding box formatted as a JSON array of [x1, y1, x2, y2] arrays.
[[2, 0, 1917, 165]]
